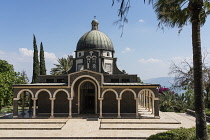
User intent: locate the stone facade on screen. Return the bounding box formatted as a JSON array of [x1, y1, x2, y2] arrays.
[[13, 19, 160, 119]]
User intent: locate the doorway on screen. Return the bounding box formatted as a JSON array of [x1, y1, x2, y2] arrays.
[[80, 82, 96, 114]]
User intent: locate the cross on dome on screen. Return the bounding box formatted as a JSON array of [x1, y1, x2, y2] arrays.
[[91, 17, 99, 30]]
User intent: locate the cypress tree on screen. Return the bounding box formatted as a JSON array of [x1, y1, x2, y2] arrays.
[[40, 42, 46, 75], [32, 35, 40, 83]]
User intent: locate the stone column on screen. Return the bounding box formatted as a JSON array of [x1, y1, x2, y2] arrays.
[[141, 94, 144, 106], [135, 98, 139, 118], [68, 98, 73, 118], [32, 98, 38, 118], [50, 98, 56, 118], [98, 98, 103, 118], [140, 94, 142, 106], [145, 93, 148, 110], [117, 98, 122, 118], [13, 98, 19, 118], [139, 95, 141, 106], [148, 95, 151, 112], [21, 92, 25, 115], [28, 94, 32, 113], [152, 98, 154, 114], [143, 92, 146, 107], [154, 98, 160, 118]]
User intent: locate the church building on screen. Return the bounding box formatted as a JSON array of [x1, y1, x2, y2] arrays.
[[13, 19, 160, 118]]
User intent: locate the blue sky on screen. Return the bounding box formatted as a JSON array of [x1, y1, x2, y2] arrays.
[[0, 0, 210, 81]]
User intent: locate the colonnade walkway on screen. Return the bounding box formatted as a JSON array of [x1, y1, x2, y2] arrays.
[[0, 108, 200, 140]]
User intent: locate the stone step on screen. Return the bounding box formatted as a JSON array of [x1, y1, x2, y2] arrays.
[[0, 119, 67, 124], [100, 127, 175, 130], [0, 128, 61, 130], [0, 124, 64, 130], [101, 118, 180, 123], [101, 121, 181, 124], [100, 123, 181, 130], [0, 137, 148, 139], [0, 122, 66, 124]]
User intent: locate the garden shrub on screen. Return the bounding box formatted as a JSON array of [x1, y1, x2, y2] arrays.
[[147, 127, 196, 140]]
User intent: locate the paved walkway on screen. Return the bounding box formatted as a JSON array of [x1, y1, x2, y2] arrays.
[[0, 110, 198, 140]]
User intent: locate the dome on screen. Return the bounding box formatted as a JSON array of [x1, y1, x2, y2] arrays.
[[76, 19, 114, 51]]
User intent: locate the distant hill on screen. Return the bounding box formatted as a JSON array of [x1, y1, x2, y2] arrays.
[[143, 77, 175, 88]]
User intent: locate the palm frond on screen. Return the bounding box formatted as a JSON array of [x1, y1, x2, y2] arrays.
[[50, 55, 73, 75]]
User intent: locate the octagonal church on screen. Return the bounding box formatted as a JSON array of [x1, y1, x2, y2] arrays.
[[13, 19, 160, 118]]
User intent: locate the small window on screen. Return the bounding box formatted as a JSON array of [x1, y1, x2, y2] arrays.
[[111, 79, 119, 83], [77, 64, 84, 71], [46, 79, 54, 83], [122, 79, 130, 83], [105, 63, 111, 72], [107, 52, 110, 56], [79, 52, 81, 57], [57, 79, 64, 83]]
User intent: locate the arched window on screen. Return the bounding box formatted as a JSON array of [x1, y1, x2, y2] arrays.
[[107, 52, 110, 56]]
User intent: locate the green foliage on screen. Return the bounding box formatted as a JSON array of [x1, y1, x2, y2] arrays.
[[0, 60, 29, 109], [32, 34, 40, 83], [0, 60, 14, 73], [50, 55, 73, 75], [40, 42, 46, 75], [147, 127, 197, 140], [205, 108, 210, 116], [137, 77, 143, 83], [148, 125, 210, 140], [151, 0, 210, 29], [159, 90, 176, 112], [159, 89, 194, 112]]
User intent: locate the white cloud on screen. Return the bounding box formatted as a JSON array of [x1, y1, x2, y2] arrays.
[[1, 48, 59, 82], [71, 52, 75, 58], [44, 52, 57, 62], [19, 48, 33, 57], [19, 47, 57, 62], [139, 19, 144, 23], [122, 47, 134, 53], [0, 50, 5, 55], [138, 58, 163, 64]]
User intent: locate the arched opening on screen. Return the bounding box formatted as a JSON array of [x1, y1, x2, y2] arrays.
[[80, 81, 96, 114], [16, 89, 33, 118], [138, 89, 156, 116], [102, 91, 117, 114], [121, 91, 136, 113], [54, 91, 68, 115], [37, 91, 51, 114]]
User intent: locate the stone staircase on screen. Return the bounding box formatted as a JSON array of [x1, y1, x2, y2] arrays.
[[0, 119, 67, 130], [100, 118, 181, 130]]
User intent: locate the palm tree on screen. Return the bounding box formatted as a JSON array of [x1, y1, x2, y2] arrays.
[[159, 91, 176, 112], [50, 55, 73, 75], [112, 0, 210, 139]]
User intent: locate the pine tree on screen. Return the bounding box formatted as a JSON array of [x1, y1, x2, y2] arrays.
[[40, 42, 46, 75], [32, 35, 40, 83]]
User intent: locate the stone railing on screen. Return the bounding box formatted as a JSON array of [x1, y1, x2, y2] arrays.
[[186, 109, 210, 122]]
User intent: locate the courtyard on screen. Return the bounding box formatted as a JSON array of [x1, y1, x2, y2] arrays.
[[0, 107, 197, 140]]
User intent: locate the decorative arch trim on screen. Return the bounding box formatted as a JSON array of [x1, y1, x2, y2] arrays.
[[71, 75, 100, 97], [138, 89, 155, 98], [53, 89, 70, 98], [102, 89, 118, 98], [119, 89, 136, 98], [35, 89, 52, 98], [17, 89, 34, 99]]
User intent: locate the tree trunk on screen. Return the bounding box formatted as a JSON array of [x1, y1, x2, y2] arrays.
[[191, 0, 208, 139]]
